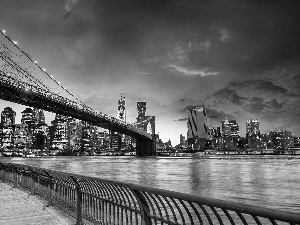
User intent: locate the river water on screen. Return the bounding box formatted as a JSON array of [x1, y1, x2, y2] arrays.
[[1, 155, 300, 213]]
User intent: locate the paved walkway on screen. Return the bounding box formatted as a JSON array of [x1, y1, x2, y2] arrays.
[[0, 181, 75, 225]]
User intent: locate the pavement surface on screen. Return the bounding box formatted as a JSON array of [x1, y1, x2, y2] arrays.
[[0, 181, 75, 225]]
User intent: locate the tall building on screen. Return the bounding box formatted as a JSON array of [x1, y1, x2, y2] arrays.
[[111, 132, 121, 151], [187, 107, 208, 139], [1, 107, 16, 126], [229, 120, 240, 137], [220, 118, 231, 137], [137, 102, 146, 122], [33, 108, 45, 124], [0, 107, 16, 149], [21, 108, 35, 125], [118, 92, 126, 122], [50, 114, 68, 150], [246, 119, 260, 137], [13, 124, 29, 150], [68, 118, 82, 151], [180, 134, 186, 145]]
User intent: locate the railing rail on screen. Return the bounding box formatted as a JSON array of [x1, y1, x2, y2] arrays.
[[0, 162, 299, 225]]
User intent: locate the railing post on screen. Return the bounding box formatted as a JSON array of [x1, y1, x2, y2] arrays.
[[28, 167, 36, 195], [70, 176, 83, 225], [132, 189, 151, 225], [43, 170, 53, 206], [11, 165, 18, 188]]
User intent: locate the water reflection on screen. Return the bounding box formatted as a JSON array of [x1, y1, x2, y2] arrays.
[[1, 155, 300, 213]]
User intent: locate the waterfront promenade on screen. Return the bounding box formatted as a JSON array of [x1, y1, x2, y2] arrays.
[[0, 182, 74, 225]]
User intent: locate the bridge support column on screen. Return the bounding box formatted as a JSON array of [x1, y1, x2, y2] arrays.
[[136, 139, 156, 156]]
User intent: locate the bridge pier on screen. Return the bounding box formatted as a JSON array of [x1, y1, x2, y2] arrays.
[[136, 139, 156, 156]]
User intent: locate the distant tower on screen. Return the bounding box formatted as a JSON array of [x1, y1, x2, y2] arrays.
[[137, 102, 146, 122], [33, 108, 45, 124], [220, 118, 231, 137], [187, 107, 208, 139], [118, 92, 126, 122], [220, 118, 240, 137], [21, 108, 34, 125], [1, 107, 16, 126], [246, 119, 260, 137]]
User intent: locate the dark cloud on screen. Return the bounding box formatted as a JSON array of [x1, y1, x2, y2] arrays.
[[179, 105, 202, 113], [206, 108, 234, 121], [63, 11, 71, 20], [229, 79, 289, 95], [213, 88, 247, 105], [247, 97, 285, 114], [265, 99, 284, 110], [247, 97, 266, 113]]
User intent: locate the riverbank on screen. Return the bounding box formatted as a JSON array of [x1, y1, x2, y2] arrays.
[[0, 181, 75, 225]]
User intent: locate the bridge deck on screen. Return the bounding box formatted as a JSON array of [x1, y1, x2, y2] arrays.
[[0, 181, 74, 225]]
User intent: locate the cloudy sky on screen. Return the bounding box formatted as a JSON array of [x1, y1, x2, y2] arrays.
[[1, 0, 300, 144]]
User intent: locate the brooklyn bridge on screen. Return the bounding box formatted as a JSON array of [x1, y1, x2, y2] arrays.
[[0, 30, 156, 156]]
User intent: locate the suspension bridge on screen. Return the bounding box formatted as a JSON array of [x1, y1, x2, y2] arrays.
[[0, 30, 156, 156]]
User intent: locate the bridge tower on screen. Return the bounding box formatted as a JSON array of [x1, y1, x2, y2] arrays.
[[135, 102, 156, 156]]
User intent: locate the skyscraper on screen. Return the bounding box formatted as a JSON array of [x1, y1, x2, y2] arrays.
[[137, 102, 146, 122], [1, 107, 16, 126], [229, 120, 240, 137], [187, 107, 208, 139], [0, 107, 16, 148], [118, 92, 126, 122], [50, 114, 68, 150], [220, 118, 231, 137], [33, 108, 45, 124], [246, 119, 260, 137], [221, 119, 240, 137], [21, 108, 35, 125]]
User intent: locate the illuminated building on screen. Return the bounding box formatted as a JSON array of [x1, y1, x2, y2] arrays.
[[229, 120, 239, 137], [50, 114, 68, 150], [118, 92, 126, 122], [21, 108, 47, 149], [68, 118, 82, 152], [246, 119, 260, 137], [1, 107, 16, 126], [210, 127, 221, 138], [111, 132, 121, 151], [0, 107, 16, 148], [13, 124, 29, 150], [220, 118, 231, 137], [33, 108, 45, 124], [21, 108, 34, 125], [219, 119, 239, 150], [137, 102, 146, 122], [269, 130, 294, 150]]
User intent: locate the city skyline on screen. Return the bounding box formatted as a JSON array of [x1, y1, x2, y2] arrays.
[[0, 104, 298, 141], [1, 0, 300, 145]]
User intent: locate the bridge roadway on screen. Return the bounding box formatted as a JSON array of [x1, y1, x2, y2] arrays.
[[0, 30, 155, 156]]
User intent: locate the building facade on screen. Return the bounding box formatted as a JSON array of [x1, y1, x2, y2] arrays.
[[0, 107, 16, 149], [246, 119, 260, 137], [187, 107, 208, 150], [118, 93, 126, 122]]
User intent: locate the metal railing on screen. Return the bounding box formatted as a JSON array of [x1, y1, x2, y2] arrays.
[[0, 162, 299, 225]]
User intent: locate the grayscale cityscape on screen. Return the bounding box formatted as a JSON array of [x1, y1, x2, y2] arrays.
[[0, 0, 300, 224], [1, 100, 299, 157]]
